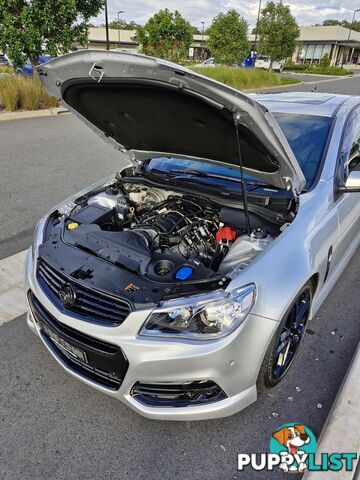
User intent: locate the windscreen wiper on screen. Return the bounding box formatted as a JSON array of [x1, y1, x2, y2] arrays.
[[169, 168, 241, 183], [148, 167, 282, 191], [170, 169, 282, 191], [246, 181, 280, 190]]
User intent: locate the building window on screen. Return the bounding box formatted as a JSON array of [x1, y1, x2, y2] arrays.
[[305, 44, 315, 64], [298, 44, 332, 65]]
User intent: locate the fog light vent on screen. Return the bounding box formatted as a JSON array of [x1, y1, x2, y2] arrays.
[[130, 380, 227, 407]]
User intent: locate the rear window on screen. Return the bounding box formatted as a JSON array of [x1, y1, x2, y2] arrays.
[[273, 113, 332, 189]]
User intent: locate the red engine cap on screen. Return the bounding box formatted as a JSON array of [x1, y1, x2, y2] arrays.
[[216, 227, 237, 243]]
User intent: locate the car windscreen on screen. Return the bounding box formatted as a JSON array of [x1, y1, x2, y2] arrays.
[[144, 114, 331, 191], [273, 113, 333, 189]]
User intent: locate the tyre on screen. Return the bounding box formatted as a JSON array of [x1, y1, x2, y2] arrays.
[[257, 281, 313, 392]]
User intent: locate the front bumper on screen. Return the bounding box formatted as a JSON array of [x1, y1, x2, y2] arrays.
[[25, 249, 278, 420]]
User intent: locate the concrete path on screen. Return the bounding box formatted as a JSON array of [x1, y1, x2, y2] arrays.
[[304, 345, 360, 479], [0, 250, 27, 325]]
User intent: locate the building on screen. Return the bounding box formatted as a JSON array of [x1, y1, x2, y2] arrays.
[[86, 25, 360, 67], [86, 28, 209, 59], [292, 26, 360, 66], [87, 27, 138, 51]]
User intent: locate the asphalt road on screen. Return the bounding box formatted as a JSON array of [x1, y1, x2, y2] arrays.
[[1, 252, 359, 480], [269, 71, 360, 95], [0, 116, 126, 259], [0, 75, 359, 479]]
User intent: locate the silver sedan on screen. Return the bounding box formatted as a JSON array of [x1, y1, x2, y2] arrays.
[[26, 52, 360, 420]]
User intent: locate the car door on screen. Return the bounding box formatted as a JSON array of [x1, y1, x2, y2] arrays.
[[335, 106, 360, 261]]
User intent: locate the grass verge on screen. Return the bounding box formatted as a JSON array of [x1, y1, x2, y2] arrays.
[[191, 66, 300, 90], [0, 75, 58, 111], [0, 66, 13, 74]]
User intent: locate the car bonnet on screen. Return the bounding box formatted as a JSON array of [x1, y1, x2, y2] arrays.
[[39, 50, 305, 194]]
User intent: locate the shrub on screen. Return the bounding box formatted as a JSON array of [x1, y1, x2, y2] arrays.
[[283, 62, 350, 76], [283, 62, 307, 71], [0, 75, 58, 111], [0, 66, 13, 74], [0, 76, 19, 111], [320, 53, 330, 68], [18, 77, 41, 110]]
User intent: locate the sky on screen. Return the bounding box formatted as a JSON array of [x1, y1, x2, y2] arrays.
[[91, 1, 357, 30]]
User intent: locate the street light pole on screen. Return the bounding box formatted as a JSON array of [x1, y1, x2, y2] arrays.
[[118, 10, 125, 48], [347, 9, 360, 65], [201, 21, 205, 61], [104, 0, 110, 50], [253, 0, 262, 67]]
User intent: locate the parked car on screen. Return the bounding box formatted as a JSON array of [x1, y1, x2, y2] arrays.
[[26, 51, 360, 420], [255, 55, 284, 72], [17, 55, 52, 76], [195, 57, 218, 68], [0, 53, 10, 66]]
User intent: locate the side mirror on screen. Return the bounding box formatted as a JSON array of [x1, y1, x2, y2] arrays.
[[338, 171, 360, 193]]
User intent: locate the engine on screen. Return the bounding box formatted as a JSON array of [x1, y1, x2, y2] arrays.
[[60, 182, 275, 283]]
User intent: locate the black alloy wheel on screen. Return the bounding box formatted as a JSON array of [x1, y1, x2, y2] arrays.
[[257, 281, 313, 391]]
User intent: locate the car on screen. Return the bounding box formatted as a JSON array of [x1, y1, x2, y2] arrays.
[[17, 55, 52, 76], [26, 51, 360, 420], [195, 57, 218, 67], [255, 55, 284, 72], [0, 53, 10, 66]]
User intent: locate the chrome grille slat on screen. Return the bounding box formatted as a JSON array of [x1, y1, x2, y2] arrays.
[[37, 258, 131, 326], [76, 296, 126, 317], [77, 290, 130, 311], [38, 265, 62, 289]]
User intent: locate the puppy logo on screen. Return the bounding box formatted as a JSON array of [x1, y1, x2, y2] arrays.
[[270, 423, 317, 473]]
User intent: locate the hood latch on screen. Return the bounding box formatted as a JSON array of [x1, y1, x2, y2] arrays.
[[89, 63, 105, 83]]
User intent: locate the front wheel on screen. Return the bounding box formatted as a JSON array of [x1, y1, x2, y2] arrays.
[[257, 282, 313, 391]]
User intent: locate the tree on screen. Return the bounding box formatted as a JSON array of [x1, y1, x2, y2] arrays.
[[322, 19, 342, 26], [207, 10, 248, 65], [0, 0, 104, 75], [320, 18, 360, 33], [136, 9, 193, 63], [257, 1, 300, 70], [190, 25, 203, 34], [320, 53, 330, 67], [107, 20, 140, 30]]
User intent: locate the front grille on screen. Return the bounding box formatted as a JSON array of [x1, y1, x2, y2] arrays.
[[131, 381, 227, 407], [28, 291, 128, 390], [37, 257, 132, 326]]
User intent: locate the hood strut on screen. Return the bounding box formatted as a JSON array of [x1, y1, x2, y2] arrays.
[[234, 114, 251, 236]]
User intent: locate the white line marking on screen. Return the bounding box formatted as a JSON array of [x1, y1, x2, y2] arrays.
[[0, 249, 28, 326]]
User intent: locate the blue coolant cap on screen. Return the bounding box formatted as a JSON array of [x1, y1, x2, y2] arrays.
[[175, 266, 193, 281]]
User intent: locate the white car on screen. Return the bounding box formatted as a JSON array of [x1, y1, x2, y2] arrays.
[[255, 55, 284, 73], [195, 57, 218, 68]]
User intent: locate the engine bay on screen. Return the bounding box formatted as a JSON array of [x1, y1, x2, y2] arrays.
[[48, 177, 288, 287]]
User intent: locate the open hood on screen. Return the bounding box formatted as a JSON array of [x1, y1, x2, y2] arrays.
[[39, 50, 305, 194]]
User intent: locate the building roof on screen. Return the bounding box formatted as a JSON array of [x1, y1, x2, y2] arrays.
[[299, 25, 360, 43], [88, 28, 209, 46], [87, 25, 360, 48], [88, 27, 137, 44], [193, 34, 209, 42]]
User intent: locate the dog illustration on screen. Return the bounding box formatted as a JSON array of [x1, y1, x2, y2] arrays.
[[272, 424, 310, 472]]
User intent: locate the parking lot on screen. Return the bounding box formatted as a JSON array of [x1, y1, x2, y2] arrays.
[[1, 74, 360, 479]]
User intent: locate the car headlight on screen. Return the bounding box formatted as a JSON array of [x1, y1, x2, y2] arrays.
[[32, 215, 48, 258], [139, 284, 256, 340]]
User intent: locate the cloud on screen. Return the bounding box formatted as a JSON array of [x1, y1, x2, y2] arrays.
[[92, 1, 360, 29]]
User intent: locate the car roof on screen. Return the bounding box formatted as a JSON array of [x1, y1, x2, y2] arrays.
[[250, 92, 350, 117]]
